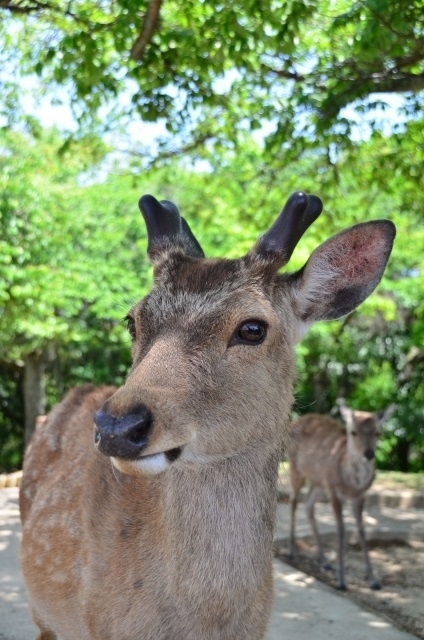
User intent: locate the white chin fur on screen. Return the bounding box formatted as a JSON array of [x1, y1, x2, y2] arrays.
[[112, 453, 169, 476]]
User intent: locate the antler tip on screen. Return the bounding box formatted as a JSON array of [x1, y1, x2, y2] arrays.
[[289, 191, 309, 204], [307, 194, 323, 219], [138, 194, 158, 216]]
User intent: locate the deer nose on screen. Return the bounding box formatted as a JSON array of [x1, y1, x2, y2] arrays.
[[94, 405, 153, 459], [364, 448, 375, 460]]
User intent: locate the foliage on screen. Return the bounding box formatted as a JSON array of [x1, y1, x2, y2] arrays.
[[0, 127, 146, 467], [0, 366, 23, 471], [1, 0, 423, 475], [292, 129, 424, 472], [1, 123, 423, 472], [0, 0, 423, 171], [0, 129, 112, 358]]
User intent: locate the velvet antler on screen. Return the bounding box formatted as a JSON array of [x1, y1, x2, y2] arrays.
[[253, 192, 323, 267], [138, 195, 204, 259]]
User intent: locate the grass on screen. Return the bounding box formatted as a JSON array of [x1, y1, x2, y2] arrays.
[[374, 470, 424, 491], [278, 463, 424, 491]]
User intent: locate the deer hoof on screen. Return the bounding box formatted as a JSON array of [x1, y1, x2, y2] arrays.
[[322, 560, 333, 571], [370, 579, 381, 590], [337, 582, 347, 591]]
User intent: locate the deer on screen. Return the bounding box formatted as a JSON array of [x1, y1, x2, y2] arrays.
[[288, 400, 395, 591], [19, 191, 395, 640]]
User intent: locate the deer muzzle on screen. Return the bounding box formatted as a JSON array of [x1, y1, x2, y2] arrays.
[[94, 404, 153, 459]]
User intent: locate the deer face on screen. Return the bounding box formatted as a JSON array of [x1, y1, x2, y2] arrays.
[[94, 193, 395, 477], [95, 255, 297, 476], [345, 411, 380, 461], [339, 403, 394, 462]]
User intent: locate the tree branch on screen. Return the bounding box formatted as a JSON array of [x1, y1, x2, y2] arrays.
[[370, 71, 424, 94], [393, 38, 424, 69], [320, 68, 424, 120], [130, 0, 163, 61], [119, 131, 214, 169], [260, 62, 305, 82], [0, 0, 56, 13], [0, 0, 110, 25]]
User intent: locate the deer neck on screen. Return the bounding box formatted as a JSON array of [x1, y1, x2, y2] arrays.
[[159, 444, 280, 609], [342, 444, 375, 492]]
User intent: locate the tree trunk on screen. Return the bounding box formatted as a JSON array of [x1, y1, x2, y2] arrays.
[[312, 369, 329, 413], [395, 438, 410, 473], [23, 351, 47, 447]]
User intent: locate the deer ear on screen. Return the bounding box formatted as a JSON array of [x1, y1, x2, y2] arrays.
[[291, 220, 396, 332], [376, 404, 396, 426], [339, 403, 355, 427]]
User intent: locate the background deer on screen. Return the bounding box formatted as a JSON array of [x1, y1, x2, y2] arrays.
[[20, 192, 395, 640], [288, 400, 395, 591]]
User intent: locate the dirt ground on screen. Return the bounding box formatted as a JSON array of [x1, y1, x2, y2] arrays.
[[275, 532, 424, 639]]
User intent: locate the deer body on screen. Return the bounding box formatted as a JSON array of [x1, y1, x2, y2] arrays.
[[288, 405, 392, 590], [20, 192, 395, 639], [20, 387, 280, 640]]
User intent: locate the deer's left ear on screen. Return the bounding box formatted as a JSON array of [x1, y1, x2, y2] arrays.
[[376, 404, 396, 426], [290, 220, 395, 336]]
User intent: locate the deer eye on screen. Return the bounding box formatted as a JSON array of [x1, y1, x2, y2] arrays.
[[351, 430, 357, 436], [126, 316, 137, 341], [230, 320, 267, 346]]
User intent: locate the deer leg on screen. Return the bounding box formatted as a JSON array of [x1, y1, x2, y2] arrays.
[[330, 492, 347, 590], [33, 610, 57, 640], [36, 632, 57, 640], [288, 470, 304, 559], [305, 485, 330, 569], [352, 496, 381, 590]]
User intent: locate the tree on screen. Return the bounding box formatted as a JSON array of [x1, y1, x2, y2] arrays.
[[292, 129, 424, 472], [1, 120, 423, 472], [0, 0, 423, 168], [0, 127, 146, 450], [0, 125, 279, 463]]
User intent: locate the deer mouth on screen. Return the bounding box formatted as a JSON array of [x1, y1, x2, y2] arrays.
[[139, 446, 182, 463], [111, 446, 183, 476], [164, 446, 183, 462]]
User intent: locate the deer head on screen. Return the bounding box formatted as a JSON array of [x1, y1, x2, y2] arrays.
[[93, 192, 395, 477], [338, 399, 396, 461]]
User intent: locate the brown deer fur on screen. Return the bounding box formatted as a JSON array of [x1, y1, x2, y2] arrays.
[[20, 193, 395, 639], [288, 403, 394, 590]]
